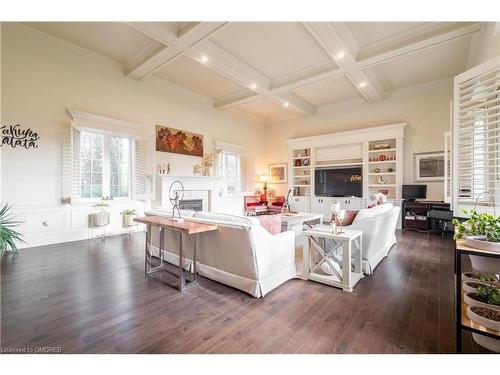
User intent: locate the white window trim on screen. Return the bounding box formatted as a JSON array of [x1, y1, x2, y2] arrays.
[[73, 127, 133, 203]]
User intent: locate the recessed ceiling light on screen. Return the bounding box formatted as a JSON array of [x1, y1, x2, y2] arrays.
[[359, 82, 367, 88], [201, 56, 209, 63], [336, 51, 345, 59], [250, 83, 257, 90], [283, 102, 290, 107]]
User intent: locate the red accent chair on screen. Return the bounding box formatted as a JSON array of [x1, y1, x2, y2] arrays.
[[244, 196, 268, 216], [267, 196, 285, 214]]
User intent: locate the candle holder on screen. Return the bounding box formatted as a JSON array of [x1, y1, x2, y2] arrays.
[[337, 209, 346, 234]]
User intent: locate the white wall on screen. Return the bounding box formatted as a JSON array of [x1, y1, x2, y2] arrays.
[[1, 23, 266, 206], [1, 23, 265, 247], [264, 78, 454, 201], [467, 22, 500, 69]]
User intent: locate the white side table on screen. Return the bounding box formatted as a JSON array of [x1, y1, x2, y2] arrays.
[[303, 226, 363, 292]]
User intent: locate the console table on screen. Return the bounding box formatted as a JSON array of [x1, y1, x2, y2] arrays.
[[134, 216, 217, 292], [402, 200, 450, 231], [303, 226, 363, 292]]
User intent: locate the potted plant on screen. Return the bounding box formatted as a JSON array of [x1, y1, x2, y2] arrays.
[[462, 272, 500, 287], [464, 284, 500, 311], [120, 208, 137, 227], [0, 204, 25, 256], [466, 306, 500, 352], [91, 201, 110, 227], [453, 209, 500, 272]]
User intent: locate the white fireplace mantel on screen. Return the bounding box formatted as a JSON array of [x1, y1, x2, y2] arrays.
[[154, 174, 222, 211]]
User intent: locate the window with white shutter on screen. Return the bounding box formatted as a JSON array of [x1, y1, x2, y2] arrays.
[[214, 141, 246, 197], [132, 137, 154, 200], [453, 57, 500, 216], [66, 110, 153, 203]]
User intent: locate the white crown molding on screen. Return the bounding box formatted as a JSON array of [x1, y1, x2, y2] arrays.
[[286, 123, 407, 148], [68, 109, 144, 131], [356, 23, 482, 69]]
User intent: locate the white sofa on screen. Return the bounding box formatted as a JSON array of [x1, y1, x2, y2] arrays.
[[144, 209, 296, 298], [345, 203, 401, 274]]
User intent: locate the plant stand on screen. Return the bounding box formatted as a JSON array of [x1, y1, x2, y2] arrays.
[[90, 213, 110, 242], [455, 240, 500, 353]]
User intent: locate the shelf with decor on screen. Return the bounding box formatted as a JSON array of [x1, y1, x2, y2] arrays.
[[291, 147, 312, 197], [368, 148, 396, 153], [368, 160, 396, 165]]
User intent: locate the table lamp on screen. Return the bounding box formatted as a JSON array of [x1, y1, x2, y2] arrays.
[[259, 174, 272, 203]]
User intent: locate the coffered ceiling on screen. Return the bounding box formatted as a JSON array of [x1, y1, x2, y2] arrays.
[[25, 21, 484, 122]]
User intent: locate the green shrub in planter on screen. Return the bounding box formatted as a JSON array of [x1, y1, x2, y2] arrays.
[[0, 204, 25, 256], [453, 209, 500, 242], [477, 285, 500, 306]]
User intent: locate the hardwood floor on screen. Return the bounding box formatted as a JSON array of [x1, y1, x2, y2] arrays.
[[0, 230, 489, 353]]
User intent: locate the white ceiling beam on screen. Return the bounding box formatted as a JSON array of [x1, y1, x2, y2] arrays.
[[303, 22, 386, 102], [189, 41, 314, 115], [216, 22, 482, 110], [125, 22, 227, 80], [215, 92, 265, 110], [270, 92, 315, 116], [188, 40, 271, 91]]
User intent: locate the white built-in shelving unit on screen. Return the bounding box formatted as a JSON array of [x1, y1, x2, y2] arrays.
[[286, 123, 406, 219]]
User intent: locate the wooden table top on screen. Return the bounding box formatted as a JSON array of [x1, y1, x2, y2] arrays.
[[134, 216, 218, 235], [456, 239, 500, 257]]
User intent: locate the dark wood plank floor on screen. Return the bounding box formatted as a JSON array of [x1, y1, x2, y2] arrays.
[[0, 230, 488, 353]]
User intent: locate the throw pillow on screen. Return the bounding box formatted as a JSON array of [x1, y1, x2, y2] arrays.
[[246, 202, 261, 207], [330, 210, 358, 226], [257, 214, 282, 235]]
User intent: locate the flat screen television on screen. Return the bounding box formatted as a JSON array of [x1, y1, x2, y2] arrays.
[[402, 184, 427, 200], [314, 166, 362, 197]]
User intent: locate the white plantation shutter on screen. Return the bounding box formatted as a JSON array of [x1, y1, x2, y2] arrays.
[[71, 125, 81, 201], [132, 137, 154, 200], [444, 130, 452, 204], [454, 57, 500, 216]]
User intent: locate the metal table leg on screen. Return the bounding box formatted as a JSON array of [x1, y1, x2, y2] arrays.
[[456, 251, 462, 353], [179, 232, 185, 291]]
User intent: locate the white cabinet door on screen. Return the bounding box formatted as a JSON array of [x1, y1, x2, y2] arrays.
[[333, 197, 365, 211], [311, 196, 332, 219], [290, 196, 310, 212]]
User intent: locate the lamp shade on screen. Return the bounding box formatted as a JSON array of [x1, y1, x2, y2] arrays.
[[259, 174, 271, 183]]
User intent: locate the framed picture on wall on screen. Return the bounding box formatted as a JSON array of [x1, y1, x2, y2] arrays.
[[156, 124, 203, 157], [269, 163, 287, 184], [414, 151, 445, 182]]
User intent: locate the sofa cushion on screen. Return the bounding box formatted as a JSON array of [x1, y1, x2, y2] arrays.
[[352, 203, 393, 224]]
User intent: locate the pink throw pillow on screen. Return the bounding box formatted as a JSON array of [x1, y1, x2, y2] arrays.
[[257, 214, 282, 235], [330, 210, 358, 226]]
